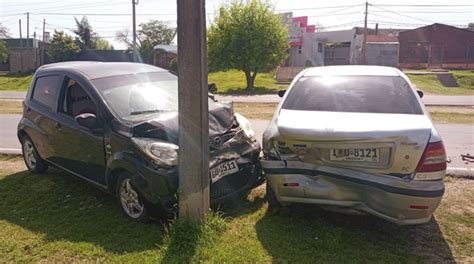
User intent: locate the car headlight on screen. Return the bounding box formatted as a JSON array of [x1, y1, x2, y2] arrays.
[[132, 138, 178, 167], [235, 113, 255, 139]]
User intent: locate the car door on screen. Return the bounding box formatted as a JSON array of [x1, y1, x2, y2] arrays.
[[25, 73, 62, 161], [52, 74, 107, 187]]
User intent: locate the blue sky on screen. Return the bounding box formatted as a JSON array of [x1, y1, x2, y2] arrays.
[[1, 0, 473, 49]]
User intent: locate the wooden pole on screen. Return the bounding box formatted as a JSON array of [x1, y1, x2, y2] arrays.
[[19, 19, 23, 73], [177, 0, 210, 221]]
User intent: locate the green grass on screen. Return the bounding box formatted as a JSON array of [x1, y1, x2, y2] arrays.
[[0, 74, 33, 91], [0, 158, 473, 262], [407, 71, 474, 95], [209, 69, 287, 94]]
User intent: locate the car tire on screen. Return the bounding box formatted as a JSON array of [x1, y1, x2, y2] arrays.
[[21, 135, 48, 174], [266, 182, 285, 214], [116, 173, 149, 221]]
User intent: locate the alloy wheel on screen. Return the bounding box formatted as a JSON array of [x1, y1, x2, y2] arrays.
[[119, 178, 145, 219]]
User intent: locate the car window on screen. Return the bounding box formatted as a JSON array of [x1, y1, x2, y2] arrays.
[[282, 76, 423, 115], [59, 77, 97, 117], [92, 71, 179, 121], [31, 75, 60, 109]]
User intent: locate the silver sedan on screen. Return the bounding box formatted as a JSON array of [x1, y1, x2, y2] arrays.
[[262, 65, 447, 225]]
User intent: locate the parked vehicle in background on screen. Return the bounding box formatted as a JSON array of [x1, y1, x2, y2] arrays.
[[262, 65, 447, 225], [18, 62, 262, 221]]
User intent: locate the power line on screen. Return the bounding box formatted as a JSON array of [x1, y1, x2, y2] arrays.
[[373, 4, 473, 7], [370, 4, 437, 24], [275, 4, 364, 12]]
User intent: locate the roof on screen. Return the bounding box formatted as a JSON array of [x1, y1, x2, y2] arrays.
[[38, 61, 166, 80], [399, 23, 474, 36], [303, 65, 401, 77], [153, 44, 178, 53], [366, 35, 398, 43]]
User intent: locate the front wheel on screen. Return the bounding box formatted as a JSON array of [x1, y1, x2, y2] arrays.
[[116, 174, 149, 221], [21, 135, 48, 174]]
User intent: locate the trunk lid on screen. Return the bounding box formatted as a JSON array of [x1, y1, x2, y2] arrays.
[[276, 109, 432, 174]]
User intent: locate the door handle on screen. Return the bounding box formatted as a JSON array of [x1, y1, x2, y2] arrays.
[[25, 106, 31, 113], [54, 122, 62, 129]]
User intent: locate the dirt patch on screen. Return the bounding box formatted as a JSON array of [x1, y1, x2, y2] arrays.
[[0, 155, 25, 173]]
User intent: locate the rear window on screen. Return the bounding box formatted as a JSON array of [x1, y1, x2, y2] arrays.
[[282, 76, 423, 115], [31, 75, 60, 109]]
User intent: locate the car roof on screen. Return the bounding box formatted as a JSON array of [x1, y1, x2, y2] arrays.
[[37, 61, 167, 80], [303, 65, 401, 77]]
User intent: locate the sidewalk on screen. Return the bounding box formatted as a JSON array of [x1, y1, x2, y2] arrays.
[[1, 91, 473, 106]]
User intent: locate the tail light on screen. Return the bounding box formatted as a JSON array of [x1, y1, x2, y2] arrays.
[[416, 141, 447, 173]]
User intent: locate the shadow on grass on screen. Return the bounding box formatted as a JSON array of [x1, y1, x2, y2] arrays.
[[255, 204, 455, 263], [0, 168, 169, 254], [218, 86, 280, 95]]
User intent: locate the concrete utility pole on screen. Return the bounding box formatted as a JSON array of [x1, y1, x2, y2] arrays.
[[41, 19, 45, 66], [27, 12, 30, 47], [362, 1, 369, 65], [132, 0, 138, 61], [177, 0, 210, 221]]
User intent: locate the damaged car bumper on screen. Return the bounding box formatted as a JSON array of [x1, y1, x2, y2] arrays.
[[262, 160, 444, 225]]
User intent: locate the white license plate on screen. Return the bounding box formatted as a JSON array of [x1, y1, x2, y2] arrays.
[[329, 148, 380, 162], [210, 160, 239, 182]]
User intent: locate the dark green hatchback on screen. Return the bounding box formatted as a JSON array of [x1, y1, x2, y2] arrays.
[[17, 61, 262, 220]]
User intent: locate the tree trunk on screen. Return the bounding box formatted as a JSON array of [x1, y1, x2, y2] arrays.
[[244, 67, 258, 91]]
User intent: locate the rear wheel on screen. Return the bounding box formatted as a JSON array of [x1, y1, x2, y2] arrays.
[[266, 182, 285, 214], [116, 174, 149, 221], [21, 135, 48, 174]]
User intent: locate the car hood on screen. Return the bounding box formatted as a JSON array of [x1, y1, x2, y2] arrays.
[[131, 101, 236, 144]]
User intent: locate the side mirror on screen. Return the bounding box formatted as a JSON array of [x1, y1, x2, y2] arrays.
[[208, 83, 217, 94], [417, 90, 424, 98], [278, 90, 286, 98], [75, 113, 97, 129]]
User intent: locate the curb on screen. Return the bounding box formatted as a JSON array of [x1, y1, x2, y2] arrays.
[[446, 167, 474, 180]]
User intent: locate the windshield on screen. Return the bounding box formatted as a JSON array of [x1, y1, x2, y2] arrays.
[[92, 72, 178, 121], [282, 76, 423, 115]]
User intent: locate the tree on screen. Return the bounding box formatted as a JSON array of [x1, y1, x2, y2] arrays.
[[0, 23, 9, 62], [94, 38, 114, 49], [468, 23, 474, 31], [0, 40, 9, 62], [0, 23, 10, 38], [74, 16, 96, 49], [48, 31, 81, 62], [115, 20, 176, 63], [208, 0, 288, 90]]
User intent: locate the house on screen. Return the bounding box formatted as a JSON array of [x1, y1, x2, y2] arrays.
[[366, 35, 399, 67], [398, 23, 474, 69], [280, 13, 323, 67], [153, 44, 177, 69], [283, 19, 406, 68]]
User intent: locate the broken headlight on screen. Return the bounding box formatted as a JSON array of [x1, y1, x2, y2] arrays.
[[132, 138, 178, 166], [235, 113, 255, 139]]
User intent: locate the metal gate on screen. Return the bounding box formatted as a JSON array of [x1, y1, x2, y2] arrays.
[[324, 45, 350, 65]]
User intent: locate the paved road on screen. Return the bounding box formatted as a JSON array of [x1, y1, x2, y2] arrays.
[[216, 94, 474, 106], [1, 114, 472, 175], [1, 91, 473, 106]]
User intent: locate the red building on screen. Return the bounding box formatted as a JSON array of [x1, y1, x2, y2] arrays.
[[398, 23, 474, 69]]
